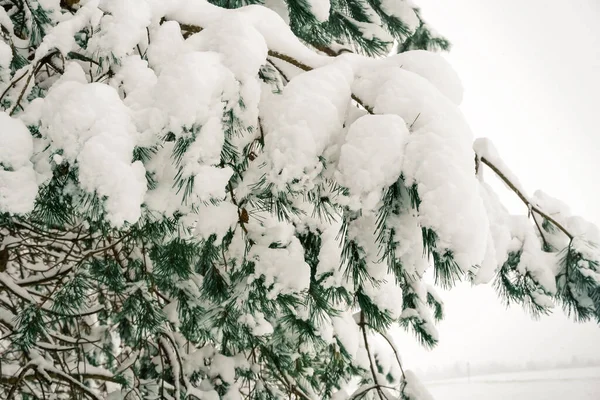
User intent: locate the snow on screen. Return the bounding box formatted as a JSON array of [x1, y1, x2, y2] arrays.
[[0, 112, 34, 170], [188, 165, 234, 203], [385, 50, 464, 105], [474, 181, 513, 284], [474, 137, 529, 198], [40, 69, 147, 226], [260, 60, 353, 189], [388, 212, 430, 278], [34, 0, 102, 62], [167, 1, 329, 69], [428, 367, 600, 400], [186, 15, 268, 80], [238, 312, 274, 336], [532, 190, 600, 249], [332, 311, 361, 360], [0, 6, 14, 34], [0, 40, 12, 82], [144, 143, 183, 215], [403, 370, 435, 400], [262, 0, 290, 25], [185, 15, 264, 149], [153, 51, 235, 135], [307, 0, 331, 23], [248, 236, 311, 298], [192, 202, 239, 243], [354, 64, 489, 271], [111, 56, 158, 144], [209, 354, 236, 384], [380, 0, 420, 33], [146, 21, 188, 74], [91, 0, 152, 58], [336, 114, 409, 210], [507, 215, 558, 294], [0, 112, 38, 214]]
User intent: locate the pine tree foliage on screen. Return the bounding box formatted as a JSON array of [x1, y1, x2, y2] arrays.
[[0, 1, 598, 399]]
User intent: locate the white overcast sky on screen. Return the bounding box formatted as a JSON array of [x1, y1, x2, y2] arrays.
[[393, 0, 600, 370]]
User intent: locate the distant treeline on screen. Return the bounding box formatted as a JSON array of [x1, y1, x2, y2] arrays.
[[419, 356, 600, 380]]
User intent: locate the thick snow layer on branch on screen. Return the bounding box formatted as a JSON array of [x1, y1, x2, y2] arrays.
[[40, 66, 146, 226], [261, 61, 353, 189], [147, 21, 188, 74], [0, 112, 38, 214], [154, 51, 235, 135], [388, 212, 430, 278], [336, 114, 408, 210], [263, 0, 290, 24], [192, 202, 239, 243], [248, 239, 311, 298], [91, 0, 152, 58], [384, 50, 464, 105], [0, 112, 34, 170], [185, 14, 265, 149], [354, 66, 489, 269], [247, 218, 311, 297], [111, 55, 158, 144], [186, 15, 268, 80], [167, 0, 329, 68], [315, 225, 353, 291]]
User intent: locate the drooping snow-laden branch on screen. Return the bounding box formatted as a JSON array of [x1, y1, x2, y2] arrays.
[[477, 155, 573, 241], [173, 20, 577, 253]]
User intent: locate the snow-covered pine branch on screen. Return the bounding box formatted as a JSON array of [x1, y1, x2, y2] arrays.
[[0, 1, 598, 399]]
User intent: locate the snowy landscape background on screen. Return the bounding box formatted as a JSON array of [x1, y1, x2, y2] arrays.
[[427, 367, 600, 400]]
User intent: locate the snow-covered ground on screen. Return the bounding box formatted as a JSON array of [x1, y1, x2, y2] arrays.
[[427, 367, 600, 400]]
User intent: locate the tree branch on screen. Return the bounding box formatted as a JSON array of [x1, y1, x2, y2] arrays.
[[479, 156, 574, 240], [359, 312, 389, 400]]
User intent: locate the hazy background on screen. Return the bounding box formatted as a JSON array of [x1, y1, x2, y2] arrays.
[[393, 0, 600, 375]]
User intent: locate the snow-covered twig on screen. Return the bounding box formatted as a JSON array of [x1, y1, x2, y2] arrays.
[[478, 156, 573, 240]]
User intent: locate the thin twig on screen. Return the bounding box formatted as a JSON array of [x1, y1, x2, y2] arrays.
[[365, 322, 406, 380], [6, 363, 36, 400], [479, 156, 573, 240], [8, 66, 35, 115], [359, 312, 389, 400], [0, 69, 29, 104], [9, 51, 60, 115]]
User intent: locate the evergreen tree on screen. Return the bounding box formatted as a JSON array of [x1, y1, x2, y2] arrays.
[[0, 1, 598, 399]]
